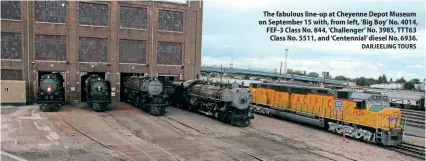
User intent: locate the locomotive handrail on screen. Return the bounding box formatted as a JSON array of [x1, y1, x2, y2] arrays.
[[188, 94, 223, 102], [123, 86, 143, 91]]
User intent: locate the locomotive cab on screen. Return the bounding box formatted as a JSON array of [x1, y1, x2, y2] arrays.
[[346, 91, 403, 146]]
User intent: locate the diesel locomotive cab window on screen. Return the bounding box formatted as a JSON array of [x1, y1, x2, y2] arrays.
[[78, 37, 107, 62], [78, 2, 108, 26], [35, 35, 66, 61], [1, 69, 22, 80], [1, 32, 22, 60], [367, 97, 389, 110], [120, 6, 147, 29], [356, 101, 366, 109], [337, 91, 350, 99], [1, 1, 20, 20], [316, 90, 328, 94], [157, 42, 182, 65], [35, 1, 67, 23], [250, 84, 258, 88], [158, 10, 183, 32], [119, 39, 146, 64]]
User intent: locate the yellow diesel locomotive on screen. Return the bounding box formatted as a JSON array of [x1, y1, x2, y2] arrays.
[[249, 83, 404, 146]]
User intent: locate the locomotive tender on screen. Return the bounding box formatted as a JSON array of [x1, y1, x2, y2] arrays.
[[123, 76, 168, 115], [250, 83, 404, 146], [166, 80, 254, 127], [84, 75, 111, 112], [37, 73, 65, 112]]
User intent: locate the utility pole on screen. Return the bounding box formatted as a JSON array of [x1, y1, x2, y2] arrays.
[[423, 78, 426, 91], [284, 48, 289, 77], [220, 64, 223, 84], [322, 71, 329, 87], [230, 56, 233, 69]]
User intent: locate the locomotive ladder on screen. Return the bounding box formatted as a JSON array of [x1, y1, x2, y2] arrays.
[[319, 107, 325, 127], [375, 116, 383, 142]]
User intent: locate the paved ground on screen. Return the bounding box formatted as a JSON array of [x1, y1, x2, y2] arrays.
[[1, 104, 423, 161]]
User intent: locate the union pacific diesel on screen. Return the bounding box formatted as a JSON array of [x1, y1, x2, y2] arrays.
[[249, 83, 404, 146]]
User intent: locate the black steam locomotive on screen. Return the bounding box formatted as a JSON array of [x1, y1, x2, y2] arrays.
[[37, 73, 65, 112], [166, 80, 254, 127], [123, 76, 168, 115], [84, 75, 111, 112]]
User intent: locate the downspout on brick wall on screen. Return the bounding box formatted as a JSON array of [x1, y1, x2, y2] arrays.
[[26, 1, 31, 103], [150, 0, 155, 77]]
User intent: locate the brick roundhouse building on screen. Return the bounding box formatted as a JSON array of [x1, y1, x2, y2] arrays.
[[1, 0, 203, 103]]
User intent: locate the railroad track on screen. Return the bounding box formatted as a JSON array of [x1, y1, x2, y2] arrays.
[[400, 108, 425, 116], [160, 107, 357, 161], [400, 109, 425, 128], [389, 142, 425, 160], [104, 109, 263, 161], [157, 115, 264, 161], [102, 112, 183, 161], [60, 116, 136, 161]]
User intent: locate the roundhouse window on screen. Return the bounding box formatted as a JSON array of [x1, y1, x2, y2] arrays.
[[1, 69, 22, 80], [1, 1, 20, 20], [35, 35, 66, 61], [35, 1, 67, 23], [158, 10, 183, 32], [1, 32, 22, 60], [78, 2, 108, 26], [119, 39, 147, 64], [119, 6, 147, 29], [157, 42, 182, 65], [78, 37, 108, 62]]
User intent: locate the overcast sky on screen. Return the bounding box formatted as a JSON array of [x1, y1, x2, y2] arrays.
[[200, 0, 425, 81]]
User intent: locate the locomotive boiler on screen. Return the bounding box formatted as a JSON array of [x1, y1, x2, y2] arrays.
[[84, 75, 111, 112], [167, 80, 254, 127], [123, 76, 168, 115], [37, 73, 65, 112]]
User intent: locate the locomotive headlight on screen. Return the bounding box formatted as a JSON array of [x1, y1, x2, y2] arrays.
[[47, 87, 52, 93]]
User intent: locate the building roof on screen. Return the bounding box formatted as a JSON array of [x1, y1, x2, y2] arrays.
[[154, 0, 187, 4]]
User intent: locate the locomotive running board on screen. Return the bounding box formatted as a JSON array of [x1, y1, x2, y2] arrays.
[[251, 104, 324, 128], [250, 104, 317, 118]]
